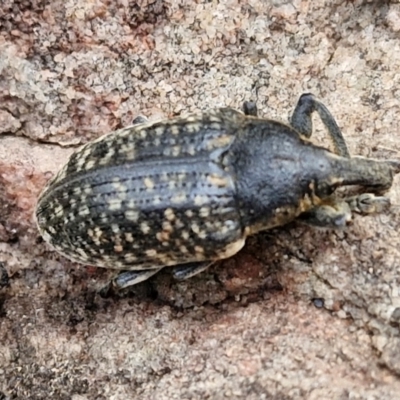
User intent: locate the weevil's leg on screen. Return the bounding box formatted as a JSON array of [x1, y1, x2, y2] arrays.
[[242, 101, 258, 116], [132, 115, 148, 125], [299, 193, 392, 228], [172, 261, 214, 281], [346, 193, 391, 214], [291, 93, 350, 158], [113, 268, 163, 289], [298, 200, 352, 228]]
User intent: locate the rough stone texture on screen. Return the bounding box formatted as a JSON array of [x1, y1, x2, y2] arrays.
[[1, 0, 400, 399]]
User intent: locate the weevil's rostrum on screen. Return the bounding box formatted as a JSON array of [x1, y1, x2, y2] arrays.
[[36, 94, 400, 289]]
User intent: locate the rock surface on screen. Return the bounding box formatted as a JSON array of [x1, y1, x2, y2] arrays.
[[1, 1, 400, 398]]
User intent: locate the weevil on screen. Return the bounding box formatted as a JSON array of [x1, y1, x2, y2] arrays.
[[36, 94, 400, 289]]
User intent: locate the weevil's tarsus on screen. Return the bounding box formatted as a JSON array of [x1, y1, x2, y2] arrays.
[[346, 193, 391, 214], [172, 261, 214, 281], [242, 101, 258, 117], [113, 268, 163, 289], [291, 93, 350, 158]]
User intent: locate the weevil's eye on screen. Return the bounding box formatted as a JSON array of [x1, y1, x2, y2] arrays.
[[315, 181, 335, 198]]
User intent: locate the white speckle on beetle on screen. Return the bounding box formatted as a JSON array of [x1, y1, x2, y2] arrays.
[[174, 218, 184, 229], [194, 194, 208, 206], [206, 133, 231, 150], [76, 248, 88, 259], [114, 244, 123, 252], [195, 246, 205, 254], [162, 221, 173, 232], [187, 145, 196, 156], [85, 159, 96, 170], [181, 230, 190, 240], [112, 181, 128, 193], [138, 130, 147, 139], [83, 184, 93, 194], [155, 126, 165, 136], [124, 232, 134, 242], [156, 230, 170, 242], [111, 224, 120, 234], [153, 196, 162, 206], [108, 198, 122, 211], [171, 145, 181, 157], [199, 207, 210, 218], [68, 212, 76, 221], [146, 249, 157, 257], [191, 223, 200, 234], [186, 122, 201, 133], [164, 208, 175, 221], [53, 204, 64, 216], [127, 199, 136, 209], [207, 173, 229, 188], [185, 210, 194, 218], [168, 180, 178, 190], [140, 222, 151, 234], [119, 144, 136, 160], [197, 230, 207, 239], [171, 193, 187, 204], [125, 210, 139, 221], [170, 125, 180, 135], [124, 253, 137, 262], [99, 213, 109, 224], [69, 198, 77, 207], [143, 177, 155, 190], [78, 205, 90, 216], [179, 245, 188, 254]]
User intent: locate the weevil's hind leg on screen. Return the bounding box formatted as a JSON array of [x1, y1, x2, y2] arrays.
[[346, 193, 391, 214], [113, 268, 163, 289], [298, 200, 352, 228], [242, 101, 258, 116], [132, 115, 148, 125], [172, 261, 214, 281], [290, 93, 350, 158]]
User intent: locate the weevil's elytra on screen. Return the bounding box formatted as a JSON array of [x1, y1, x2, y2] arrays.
[[36, 94, 400, 289]]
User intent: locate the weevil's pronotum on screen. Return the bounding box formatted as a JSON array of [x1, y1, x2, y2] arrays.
[[36, 94, 400, 289]]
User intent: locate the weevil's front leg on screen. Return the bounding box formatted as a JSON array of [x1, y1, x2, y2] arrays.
[[298, 200, 352, 228], [291, 93, 350, 158], [172, 261, 214, 281], [299, 193, 391, 228]]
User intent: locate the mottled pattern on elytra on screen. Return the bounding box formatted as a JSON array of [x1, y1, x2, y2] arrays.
[[36, 109, 245, 269], [46, 107, 244, 186]]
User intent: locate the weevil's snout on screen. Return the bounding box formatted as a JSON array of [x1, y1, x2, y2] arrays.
[[324, 154, 399, 195], [387, 160, 400, 175]]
